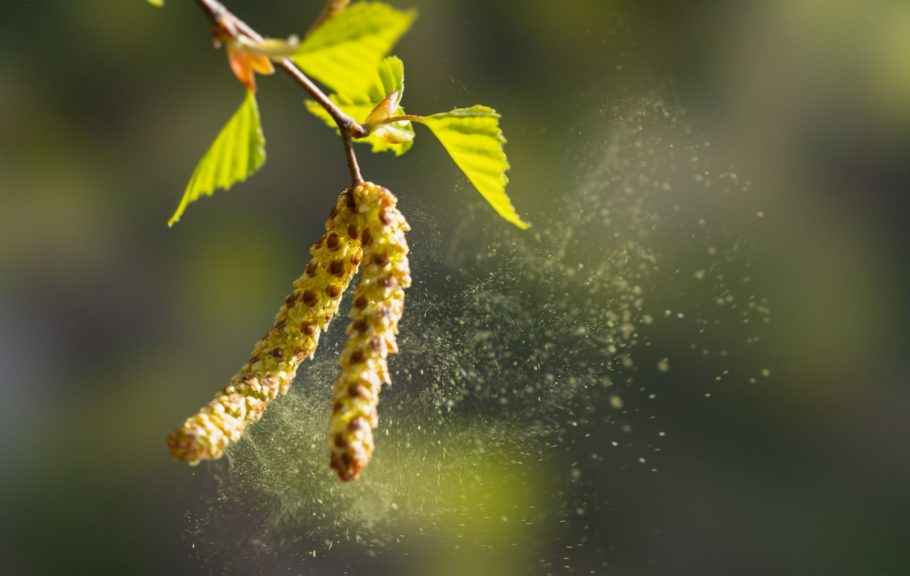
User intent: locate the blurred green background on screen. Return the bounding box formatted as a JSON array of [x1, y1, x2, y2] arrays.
[[2, 1, 909, 574]]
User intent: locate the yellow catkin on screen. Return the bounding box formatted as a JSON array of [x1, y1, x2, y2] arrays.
[[168, 187, 371, 464], [328, 183, 411, 481]]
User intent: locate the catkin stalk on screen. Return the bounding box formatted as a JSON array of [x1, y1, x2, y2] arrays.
[[328, 183, 411, 481], [168, 188, 368, 464]]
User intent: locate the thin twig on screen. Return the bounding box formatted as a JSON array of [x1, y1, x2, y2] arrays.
[[194, 0, 368, 184], [342, 131, 364, 185]]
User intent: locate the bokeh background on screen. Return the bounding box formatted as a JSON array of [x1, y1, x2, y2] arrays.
[[2, 1, 909, 574]]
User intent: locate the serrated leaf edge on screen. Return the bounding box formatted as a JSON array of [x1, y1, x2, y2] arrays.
[[168, 91, 266, 227]]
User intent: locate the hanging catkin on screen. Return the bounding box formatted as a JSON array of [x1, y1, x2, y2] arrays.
[[328, 183, 411, 481], [168, 187, 368, 464]]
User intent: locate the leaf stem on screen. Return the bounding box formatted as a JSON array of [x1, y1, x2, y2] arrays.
[[194, 0, 367, 185], [364, 114, 424, 131], [309, 0, 351, 34]]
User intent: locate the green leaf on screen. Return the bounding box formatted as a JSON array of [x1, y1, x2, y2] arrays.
[[305, 56, 415, 156], [293, 2, 416, 96], [168, 91, 266, 227], [147, 0, 163, 6], [413, 106, 528, 229]]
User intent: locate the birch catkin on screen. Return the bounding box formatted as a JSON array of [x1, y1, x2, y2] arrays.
[[329, 183, 411, 481], [168, 188, 366, 464]]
